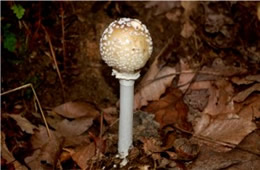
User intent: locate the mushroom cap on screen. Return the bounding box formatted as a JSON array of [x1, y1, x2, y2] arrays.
[[100, 18, 153, 78]]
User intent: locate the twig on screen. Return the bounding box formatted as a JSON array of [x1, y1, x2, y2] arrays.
[[1, 83, 51, 137], [138, 69, 225, 89], [42, 25, 65, 101], [100, 112, 104, 137], [60, 3, 66, 69]]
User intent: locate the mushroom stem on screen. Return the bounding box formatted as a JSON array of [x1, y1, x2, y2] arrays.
[[118, 79, 135, 158]]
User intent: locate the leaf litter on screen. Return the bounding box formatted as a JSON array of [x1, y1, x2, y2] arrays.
[[1, 1, 260, 169]]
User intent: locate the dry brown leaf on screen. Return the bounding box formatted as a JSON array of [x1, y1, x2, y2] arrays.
[[180, 2, 198, 38], [103, 110, 118, 125], [1, 132, 28, 170], [24, 126, 63, 169], [135, 66, 176, 110], [56, 117, 94, 137], [181, 1, 198, 19], [145, 88, 192, 131], [231, 74, 260, 85], [178, 59, 196, 92], [53, 101, 99, 119], [141, 138, 165, 155], [145, 1, 181, 15], [203, 79, 236, 116], [238, 130, 260, 155], [189, 79, 258, 151], [5, 114, 38, 134], [173, 138, 199, 161], [72, 142, 96, 170], [59, 148, 75, 163], [201, 58, 247, 77], [194, 95, 257, 151], [233, 83, 260, 102], [189, 81, 212, 90], [165, 9, 182, 22], [189, 139, 260, 170], [181, 20, 196, 38], [258, 2, 260, 20], [246, 74, 260, 82], [63, 135, 90, 148]]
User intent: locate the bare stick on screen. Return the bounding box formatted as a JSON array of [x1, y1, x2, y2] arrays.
[[42, 25, 65, 101], [60, 4, 66, 69], [138, 69, 239, 89], [1, 83, 51, 137]]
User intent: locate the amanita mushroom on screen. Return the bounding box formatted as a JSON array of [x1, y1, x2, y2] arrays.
[[100, 18, 153, 158]]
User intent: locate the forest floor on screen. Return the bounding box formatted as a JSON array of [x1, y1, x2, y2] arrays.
[[1, 1, 260, 170]]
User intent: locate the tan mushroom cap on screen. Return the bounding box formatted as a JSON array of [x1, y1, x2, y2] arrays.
[[100, 18, 153, 78]]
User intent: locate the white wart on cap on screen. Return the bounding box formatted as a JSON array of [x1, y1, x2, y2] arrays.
[[100, 18, 153, 80]]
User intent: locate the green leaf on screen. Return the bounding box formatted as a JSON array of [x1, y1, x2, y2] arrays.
[[11, 4, 25, 19], [4, 32, 17, 52]]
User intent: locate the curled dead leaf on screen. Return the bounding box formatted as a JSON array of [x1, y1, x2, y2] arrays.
[[145, 1, 181, 15], [173, 138, 199, 161], [56, 117, 94, 137], [141, 138, 165, 155], [72, 142, 96, 170], [145, 88, 192, 131], [53, 101, 99, 119], [24, 126, 63, 169], [4, 114, 38, 134], [1, 132, 28, 170], [181, 20, 196, 39], [135, 66, 176, 110], [233, 83, 260, 102]]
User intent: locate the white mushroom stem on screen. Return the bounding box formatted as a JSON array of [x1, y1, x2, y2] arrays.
[[99, 18, 153, 160], [118, 79, 135, 158]]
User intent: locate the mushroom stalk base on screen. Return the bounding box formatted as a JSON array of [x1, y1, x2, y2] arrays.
[[118, 79, 135, 158]]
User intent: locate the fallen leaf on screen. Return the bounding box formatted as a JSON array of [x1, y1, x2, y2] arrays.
[[165, 9, 182, 22], [72, 142, 96, 170], [181, 1, 198, 19], [180, 2, 198, 38], [59, 148, 75, 163], [203, 79, 236, 116], [202, 58, 247, 77], [238, 130, 260, 155], [145, 88, 192, 131], [233, 83, 260, 102], [102, 110, 118, 125], [177, 59, 196, 92], [89, 132, 106, 154], [53, 101, 99, 119], [194, 95, 257, 150], [189, 141, 260, 170], [5, 114, 38, 134], [173, 138, 199, 161], [145, 1, 181, 15], [141, 138, 165, 155], [181, 20, 196, 39], [24, 126, 63, 169], [231, 74, 260, 85], [56, 117, 94, 137], [184, 89, 210, 113], [63, 135, 90, 147], [205, 13, 234, 34], [1, 132, 28, 170], [135, 66, 176, 110], [258, 2, 260, 20]]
